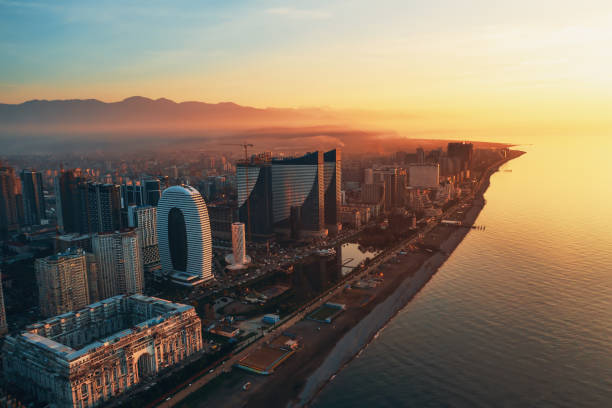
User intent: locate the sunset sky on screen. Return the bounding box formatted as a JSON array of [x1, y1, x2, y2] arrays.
[[1, 0, 611, 142]]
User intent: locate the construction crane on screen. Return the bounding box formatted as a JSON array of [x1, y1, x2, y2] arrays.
[[223, 142, 254, 241]]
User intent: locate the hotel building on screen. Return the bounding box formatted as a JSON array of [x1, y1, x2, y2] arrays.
[[157, 185, 213, 286]]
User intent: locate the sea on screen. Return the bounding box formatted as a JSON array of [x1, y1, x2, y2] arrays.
[[313, 140, 612, 408]]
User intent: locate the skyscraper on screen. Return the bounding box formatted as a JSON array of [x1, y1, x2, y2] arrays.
[[86, 183, 122, 233], [143, 178, 162, 206], [92, 229, 144, 298], [20, 169, 45, 226], [408, 163, 440, 188], [416, 147, 425, 164], [372, 167, 407, 210], [225, 222, 251, 270], [323, 149, 342, 229], [231, 222, 246, 265], [0, 164, 19, 234], [55, 169, 87, 234], [447, 142, 474, 170], [271, 151, 325, 234], [35, 249, 90, 317], [236, 161, 274, 238], [121, 178, 162, 208], [157, 185, 213, 286], [128, 205, 160, 268]]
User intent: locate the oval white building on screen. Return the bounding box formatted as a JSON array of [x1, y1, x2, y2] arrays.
[[157, 185, 213, 286]]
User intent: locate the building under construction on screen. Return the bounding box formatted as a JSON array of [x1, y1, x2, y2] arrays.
[[2, 295, 203, 408]]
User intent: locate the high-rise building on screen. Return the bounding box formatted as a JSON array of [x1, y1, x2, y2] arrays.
[[237, 149, 338, 237], [128, 205, 160, 267], [225, 222, 251, 270], [120, 178, 161, 208], [361, 183, 385, 205], [157, 185, 213, 286], [408, 163, 440, 188], [55, 169, 87, 233], [87, 183, 122, 233], [3, 295, 203, 408], [0, 269, 7, 335], [231, 222, 246, 265], [35, 249, 90, 317], [142, 178, 162, 206], [374, 168, 398, 211], [121, 182, 143, 207], [372, 167, 407, 210], [271, 151, 325, 234], [20, 169, 45, 226], [324, 149, 342, 229], [0, 164, 19, 234], [236, 161, 274, 238], [92, 229, 144, 298], [364, 168, 374, 185], [447, 142, 474, 170], [416, 147, 425, 164]]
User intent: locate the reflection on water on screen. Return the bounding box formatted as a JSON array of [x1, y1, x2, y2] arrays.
[[314, 141, 612, 408], [254, 241, 380, 311], [340, 242, 380, 276]]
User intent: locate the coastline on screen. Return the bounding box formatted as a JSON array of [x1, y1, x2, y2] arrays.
[[171, 151, 524, 408], [293, 151, 524, 407]]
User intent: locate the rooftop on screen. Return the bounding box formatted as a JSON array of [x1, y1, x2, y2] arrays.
[[18, 295, 194, 361]]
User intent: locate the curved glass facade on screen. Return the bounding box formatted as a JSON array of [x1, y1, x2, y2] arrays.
[[324, 149, 341, 226], [236, 150, 339, 235], [237, 163, 274, 237], [157, 185, 213, 282], [271, 151, 324, 231]]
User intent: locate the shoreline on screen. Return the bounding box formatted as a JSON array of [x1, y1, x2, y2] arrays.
[[293, 152, 524, 407], [170, 151, 524, 408]]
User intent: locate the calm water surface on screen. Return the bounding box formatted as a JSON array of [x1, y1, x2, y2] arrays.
[[314, 142, 612, 408]]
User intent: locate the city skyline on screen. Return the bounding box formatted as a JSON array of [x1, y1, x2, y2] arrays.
[[1, 2, 611, 407]]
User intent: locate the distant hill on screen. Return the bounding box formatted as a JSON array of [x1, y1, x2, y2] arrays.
[[0, 96, 334, 129], [0, 97, 509, 154], [0, 96, 358, 153]]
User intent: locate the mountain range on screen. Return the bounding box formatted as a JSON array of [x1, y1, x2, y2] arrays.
[[0, 97, 507, 154]]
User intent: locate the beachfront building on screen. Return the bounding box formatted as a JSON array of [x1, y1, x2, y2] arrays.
[[236, 160, 274, 239], [271, 151, 325, 237], [2, 295, 203, 408]]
